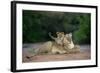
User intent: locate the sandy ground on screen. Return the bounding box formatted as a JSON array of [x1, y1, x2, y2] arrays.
[[22, 43, 91, 63]]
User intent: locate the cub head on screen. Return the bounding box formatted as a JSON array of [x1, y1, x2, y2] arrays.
[[55, 32, 65, 46], [56, 32, 64, 39]]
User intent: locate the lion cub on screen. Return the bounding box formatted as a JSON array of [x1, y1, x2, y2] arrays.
[[49, 32, 65, 46], [34, 32, 66, 55]]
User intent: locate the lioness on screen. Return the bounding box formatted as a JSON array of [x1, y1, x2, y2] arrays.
[[33, 32, 80, 56], [63, 33, 74, 49], [26, 32, 80, 59], [63, 33, 80, 53]]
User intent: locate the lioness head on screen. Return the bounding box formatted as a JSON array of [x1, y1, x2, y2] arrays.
[[63, 33, 74, 49], [65, 33, 72, 43]]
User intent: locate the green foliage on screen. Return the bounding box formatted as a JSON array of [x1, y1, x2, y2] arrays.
[[73, 14, 91, 44], [23, 10, 91, 44]]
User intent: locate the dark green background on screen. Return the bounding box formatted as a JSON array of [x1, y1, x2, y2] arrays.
[[23, 10, 91, 44]]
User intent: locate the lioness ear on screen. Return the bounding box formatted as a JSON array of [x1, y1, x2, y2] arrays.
[[69, 33, 72, 37], [65, 34, 68, 37]]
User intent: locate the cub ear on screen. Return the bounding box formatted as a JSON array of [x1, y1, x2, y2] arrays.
[[69, 33, 72, 37], [61, 32, 64, 34]]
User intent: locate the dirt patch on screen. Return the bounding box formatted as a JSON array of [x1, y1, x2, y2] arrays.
[[22, 44, 91, 63]]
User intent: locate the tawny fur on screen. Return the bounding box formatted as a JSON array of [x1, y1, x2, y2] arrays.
[[35, 32, 66, 55], [62, 33, 80, 53], [33, 32, 80, 55]]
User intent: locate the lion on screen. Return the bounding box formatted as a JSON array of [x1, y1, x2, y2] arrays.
[[34, 42, 66, 55], [36, 41, 53, 55], [62, 33, 80, 53], [63, 33, 74, 49], [48, 32, 67, 54], [51, 42, 66, 54], [35, 32, 80, 55], [33, 32, 66, 56], [49, 32, 65, 46], [25, 32, 80, 60]]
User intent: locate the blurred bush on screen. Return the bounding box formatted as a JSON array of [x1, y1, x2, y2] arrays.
[[23, 10, 91, 44]]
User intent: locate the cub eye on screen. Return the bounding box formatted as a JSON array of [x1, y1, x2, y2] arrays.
[[56, 32, 59, 34]]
